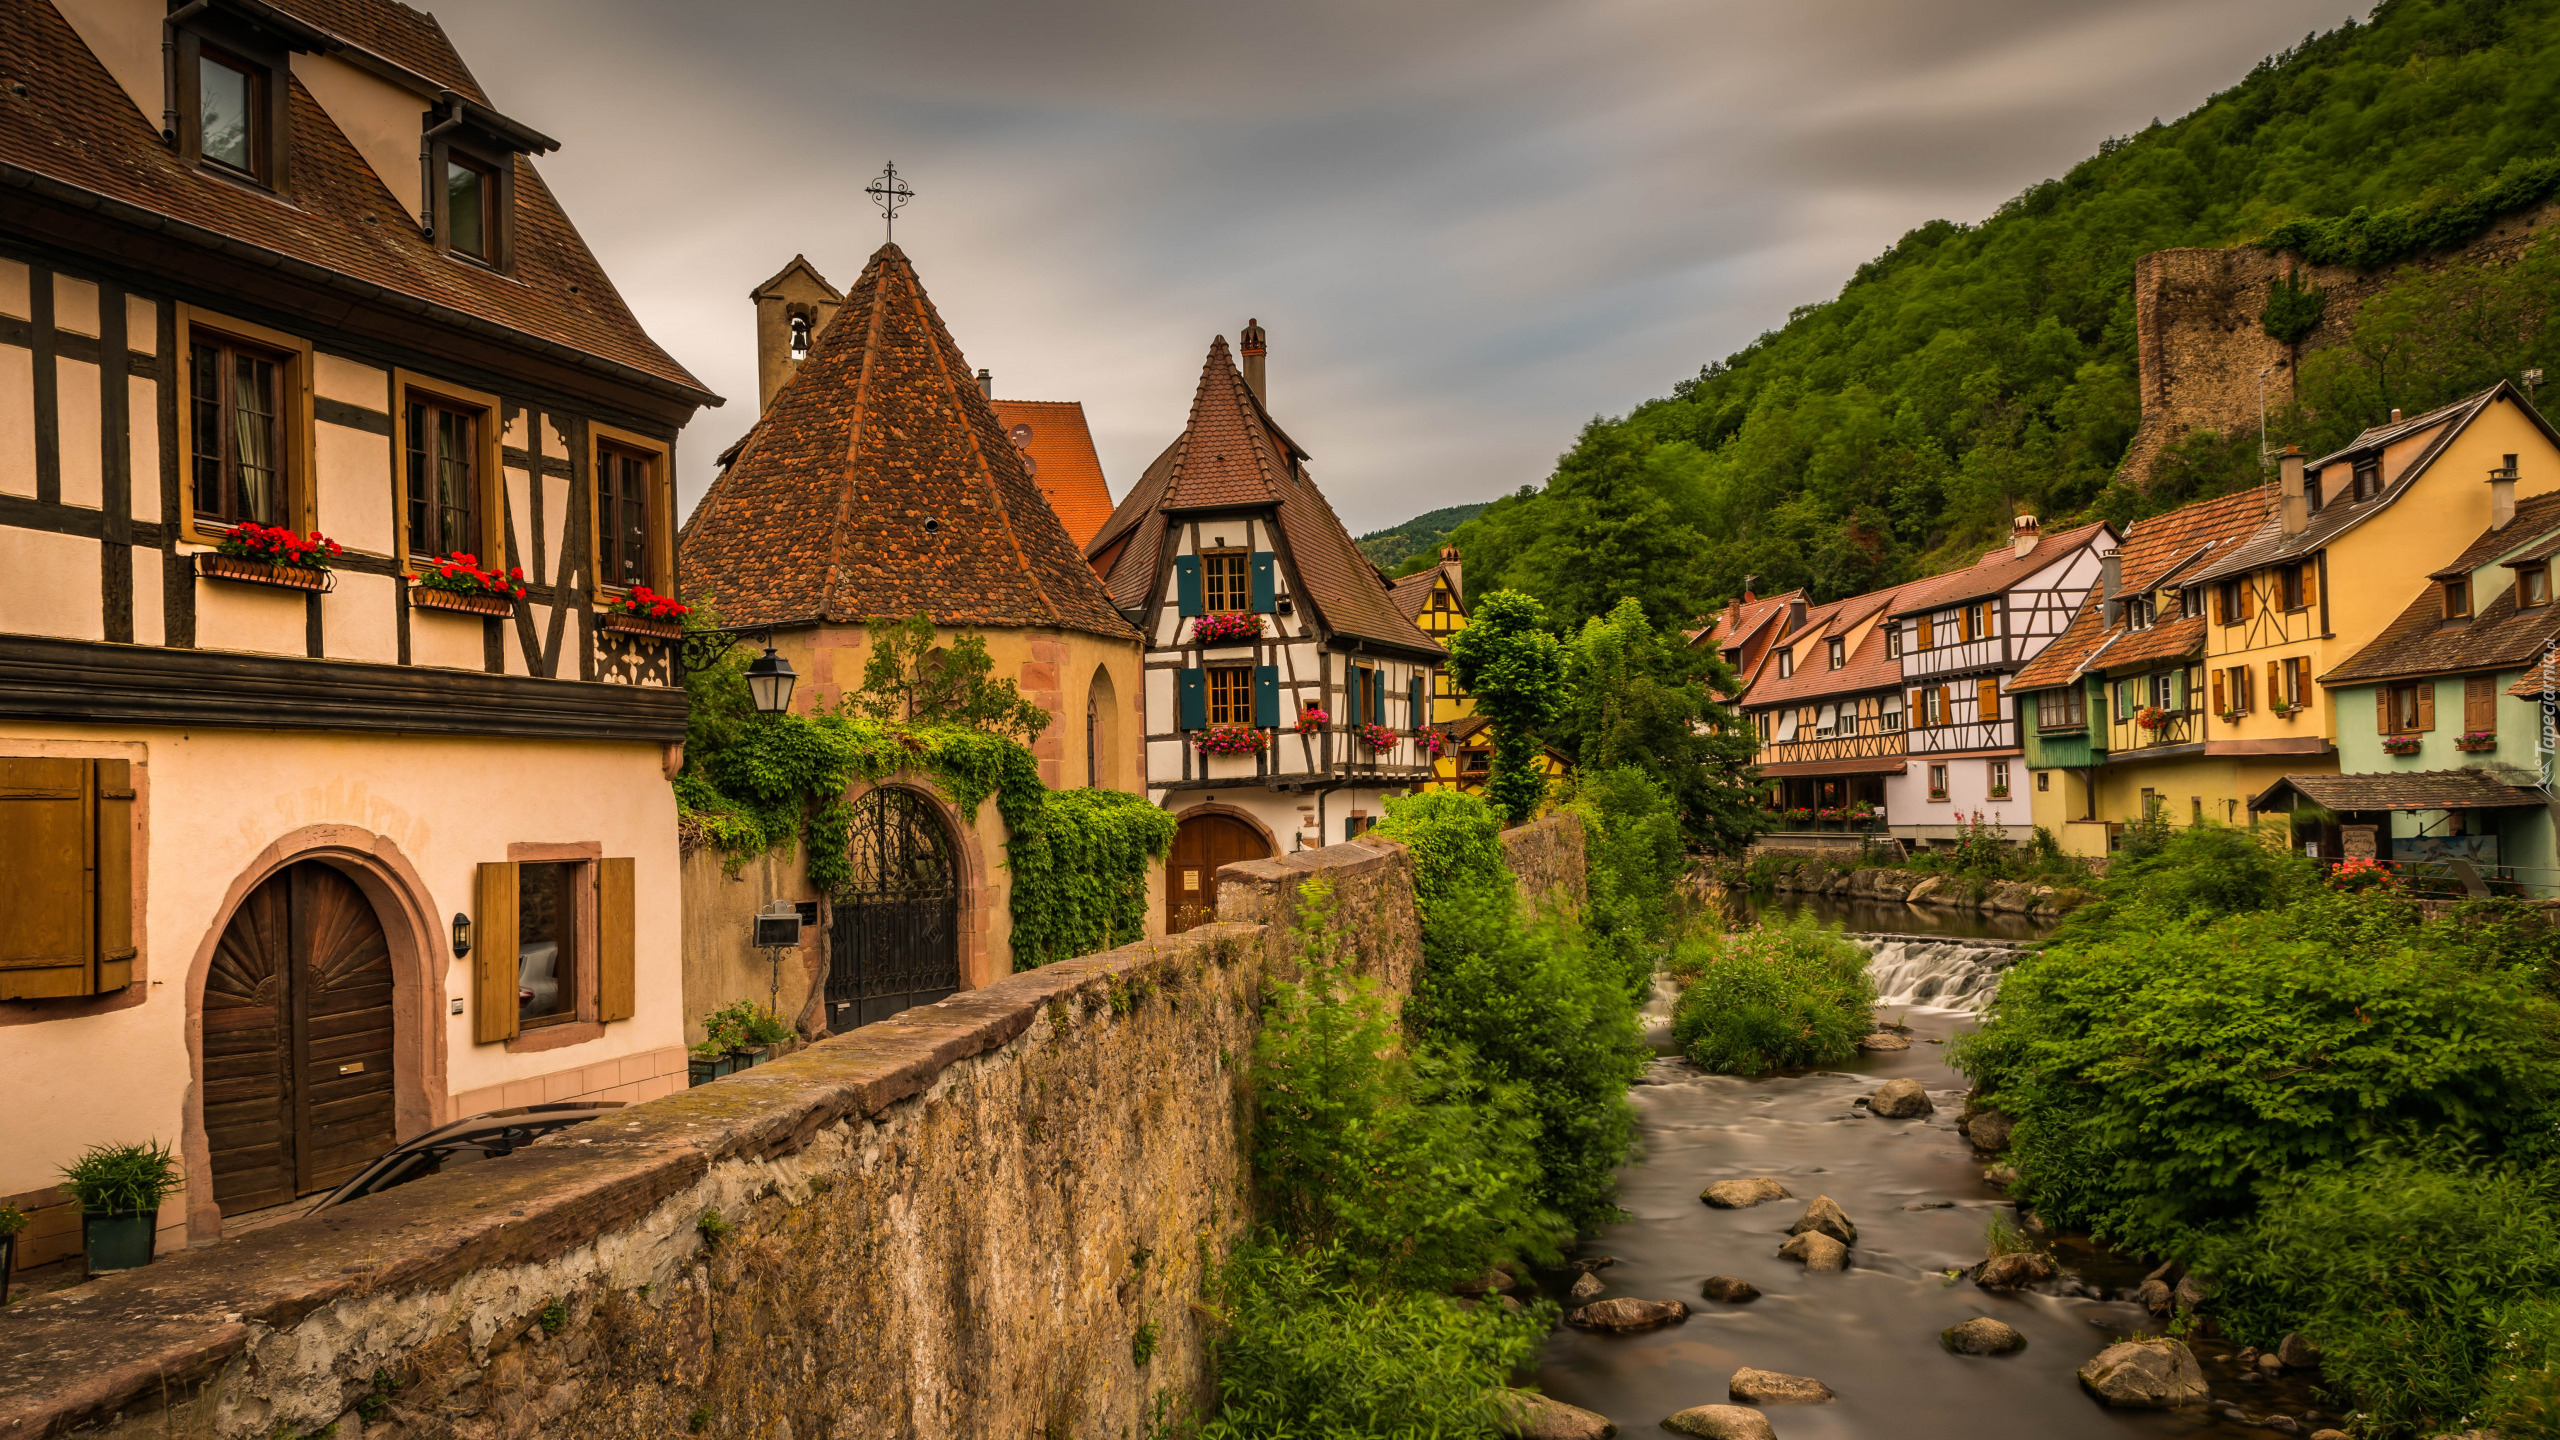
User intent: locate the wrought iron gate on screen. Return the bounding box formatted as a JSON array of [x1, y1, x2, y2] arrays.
[[826, 788, 961, 1032]]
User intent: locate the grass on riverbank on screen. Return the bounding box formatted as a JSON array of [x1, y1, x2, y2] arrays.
[[1667, 916, 1874, 1075]]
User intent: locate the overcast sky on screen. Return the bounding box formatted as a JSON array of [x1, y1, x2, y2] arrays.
[[437, 0, 2356, 536]]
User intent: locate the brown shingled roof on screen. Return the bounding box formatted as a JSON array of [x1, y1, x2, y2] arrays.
[[991, 400, 1115, 548], [2011, 491, 2265, 691], [678, 244, 1135, 640], [2251, 769, 2544, 813], [2323, 503, 2560, 687], [1089, 336, 1442, 660], [1740, 585, 1915, 709], [0, 0, 710, 404], [1888, 522, 2113, 617]]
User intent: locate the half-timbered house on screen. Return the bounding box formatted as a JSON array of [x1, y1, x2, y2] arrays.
[[1738, 582, 1917, 826], [1886, 517, 2116, 839], [1691, 587, 1805, 697], [680, 243, 1146, 1030], [0, 0, 716, 1266], [1086, 327, 1442, 923]]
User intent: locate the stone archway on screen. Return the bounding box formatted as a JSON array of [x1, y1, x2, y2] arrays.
[[182, 827, 443, 1242], [1166, 806, 1275, 933]]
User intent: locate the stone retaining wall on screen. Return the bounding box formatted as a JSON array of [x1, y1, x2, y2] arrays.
[[0, 817, 1583, 1440]]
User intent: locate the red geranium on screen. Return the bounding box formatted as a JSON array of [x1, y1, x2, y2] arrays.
[[607, 583, 692, 622], [218, 522, 341, 571], [416, 551, 527, 601]]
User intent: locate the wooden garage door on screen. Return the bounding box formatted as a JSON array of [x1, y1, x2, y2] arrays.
[[1165, 813, 1271, 934], [203, 862, 395, 1215]]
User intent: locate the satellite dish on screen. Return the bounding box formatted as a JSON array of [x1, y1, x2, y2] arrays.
[[1010, 424, 1033, 446]]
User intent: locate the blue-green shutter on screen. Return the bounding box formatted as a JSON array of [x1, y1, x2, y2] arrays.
[[2170, 669, 2187, 710], [1254, 666, 1280, 728], [1408, 676, 1423, 728], [1250, 553, 1276, 613], [1175, 556, 1202, 617], [1178, 669, 1206, 730], [1370, 671, 1386, 725]]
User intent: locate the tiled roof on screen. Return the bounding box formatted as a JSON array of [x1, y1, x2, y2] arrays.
[[1740, 584, 1914, 709], [2010, 492, 2266, 691], [1089, 336, 1442, 659], [2323, 527, 2560, 687], [0, 0, 712, 404], [2251, 769, 2545, 813], [678, 244, 1134, 640], [1887, 522, 2113, 617], [2426, 493, 2560, 578], [1389, 568, 1437, 623], [2188, 384, 2560, 587], [990, 400, 1115, 548]]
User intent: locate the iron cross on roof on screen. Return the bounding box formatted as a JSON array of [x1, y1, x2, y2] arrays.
[[866, 161, 914, 243]]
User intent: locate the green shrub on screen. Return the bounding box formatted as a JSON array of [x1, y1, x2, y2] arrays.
[[1669, 918, 1873, 1075], [1199, 1240, 1549, 1440], [59, 1140, 182, 1215]]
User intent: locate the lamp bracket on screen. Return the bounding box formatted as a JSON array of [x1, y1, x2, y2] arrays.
[[675, 624, 777, 685]]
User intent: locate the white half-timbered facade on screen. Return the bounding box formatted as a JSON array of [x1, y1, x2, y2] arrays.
[[1885, 517, 2117, 838], [1089, 329, 1442, 902]]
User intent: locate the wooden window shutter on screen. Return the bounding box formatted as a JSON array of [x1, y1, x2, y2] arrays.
[[1407, 675, 1423, 729], [598, 857, 635, 1023], [1937, 685, 1952, 724], [1909, 687, 1925, 723], [1918, 615, 1933, 650], [2466, 673, 2496, 732], [474, 862, 521, 1044], [2170, 669, 2186, 710], [1371, 671, 1387, 725], [2211, 669, 2226, 714], [2377, 687, 2392, 734], [1978, 678, 1999, 717], [2213, 586, 2226, 625], [1255, 665, 1281, 729], [1177, 669, 1206, 731], [2416, 681, 2436, 732], [1250, 553, 1276, 613], [2267, 660, 2282, 707], [1174, 555, 1203, 617], [93, 760, 135, 993], [0, 758, 99, 1000], [2293, 659, 2315, 712]]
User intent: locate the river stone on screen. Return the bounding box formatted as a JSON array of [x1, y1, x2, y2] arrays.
[[2310, 1431, 2351, 1440], [1983, 1164, 2020, 1186], [1661, 1405, 1775, 1440], [1729, 1368, 1834, 1404], [1869, 1078, 1934, 1118], [1962, 1109, 2015, 1152], [1498, 1391, 1616, 1440], [1700, 1275, 1760, 1303], [1975, 1252, 2056, 1291], [2077, 1339, 2210, 1408], [1700, 1178, 1792, 1209], [1905, 877, 1945, 903], [2277, 1332, 2320, 1369], [2172, 1272, 2212, 1313], [1856, 1032, 1912, 1051], [1788, 1196, 1857, 1246], [2261, 1414, 2300, 1434], [1567, 1297, 1688, 1332], [1569, 1272, 1605, 1304], [1778, 1231, 1850, 1271], [2134, 1279, 2174, 1315], [1942, 1317, 2027, 1355], [1568, 1256, 1619, 1274]]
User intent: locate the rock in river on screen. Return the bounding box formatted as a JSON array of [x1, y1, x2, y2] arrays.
[[2134, 1278, 2174, 1315], [2077, 1338, 2210, 1408], [1498, 1391, 1616, 1440], [1788, 1195, 1858, 1247], [1700, 1177, 1791, 1209], [1975, 1251, 2055, 1291], [1700, 1275, 1760, 1303], [1778, 1231, 1849, 1271], [1568, 1272, 1604, 1304], [1941, 1317, 2027, 1355], [1566, 1297, 1688, 1332], [1662, 1405, 1775, 1440], [1729, 1368, 1834, 1404], [1868, 1077, 1934, 1118], [1855, 1032, 1911, 1051], [1960, 1108, 2014, 1152], [2277, 1332, 2321, 1369]]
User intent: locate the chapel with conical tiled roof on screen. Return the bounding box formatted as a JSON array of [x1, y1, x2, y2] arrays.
[[1086, 327, 1443, 911]]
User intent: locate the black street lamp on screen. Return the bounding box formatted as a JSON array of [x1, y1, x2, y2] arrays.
[[745, 642, 797, 715]]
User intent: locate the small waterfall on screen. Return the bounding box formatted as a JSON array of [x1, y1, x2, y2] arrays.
[[1856, 935, 2022, 1014]]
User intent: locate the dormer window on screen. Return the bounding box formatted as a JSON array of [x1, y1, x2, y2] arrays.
[[445, 157, 496, 260], [1885, 626, 1902, 658], [1827, 638, 1845, 670], [419, 99, 557, 272], [1777, 648, 1793, 679], [168, 6, 309, 191], [197, 49, 260, 176], [2522, 564, 2552, 609], [2443, 577, 2471, 620], [2353, 458, 2381, 502]]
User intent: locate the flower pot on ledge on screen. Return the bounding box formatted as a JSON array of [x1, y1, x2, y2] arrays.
[[411, 585, 512, 617], [600, 613, 682, 642], [198, 553, 331, 592]]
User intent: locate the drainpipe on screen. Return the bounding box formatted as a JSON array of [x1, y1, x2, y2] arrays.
[[161, 1, 213, 145], [418, 97, 466, 239]]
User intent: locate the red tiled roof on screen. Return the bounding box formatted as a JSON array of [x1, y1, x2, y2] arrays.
[[0, 0, 710, 403], [2011, 493, 2264, 691], [1888, 522, 2113, 617], [1740, 584, 1916, 709], [1089, 336, 1442, 659], [990, 399, 1115, 548], [679, 244, 1134, 640]]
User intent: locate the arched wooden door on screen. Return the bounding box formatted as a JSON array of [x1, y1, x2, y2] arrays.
[[826, 789, 962, 1033], [1166, 812, 1271, 934], [202, 862, 396, 1215]]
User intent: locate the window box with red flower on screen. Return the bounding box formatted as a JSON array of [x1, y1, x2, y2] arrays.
[[2455, 729, 2498, 752], [1190, 611, 1265, 646], [411, 552, 525, 616], [1191, 724, 1266, 755], [1293, 704, 1330, 736], [199, 523, 340, 592], [1354, 722, 1400, 754], [2381, 735, 2423, 757], [600, 584, 692, 641], [2135, 706, 2166, 730]]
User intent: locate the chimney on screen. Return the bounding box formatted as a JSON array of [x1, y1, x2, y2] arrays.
[[2011, 514, 2040, 559], [2391, 407, 2403, 424], [1439, 543, 1462, 603], [1240, 318, 1268, 406], [2279, 445, 2308, 536], [2099, 550, 2123, 625], [977, 367, 992, 399], [2493, 452, 2520, 531]]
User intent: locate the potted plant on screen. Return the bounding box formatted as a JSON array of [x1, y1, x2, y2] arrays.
[[412, 552, 526, 616], [2382, 734, 2423, 757], [201, 522, 340, 591], [733, 1006, 796, 1068], [1416, 728, 1447, 759], [2217, 708, 2244, 725], [686, 1040, 738, 1087], [1192, 723, 1266, 755], [1189, 611, 1264, 646], [60, 1140, 180, 1277], [0, 1200, 24, 1306], [2456, 728, 2498, 752], [1353, 722, 1400, 753], [602, 583, 691, 641], [1293, 704, 1329, 736]]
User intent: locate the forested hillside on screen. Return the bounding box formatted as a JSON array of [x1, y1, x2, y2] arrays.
[[1356, 503, 1486, 572], [1448, 0, 2560, 632]]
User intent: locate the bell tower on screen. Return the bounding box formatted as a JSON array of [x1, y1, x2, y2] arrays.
[[750, 255, 845, 413]]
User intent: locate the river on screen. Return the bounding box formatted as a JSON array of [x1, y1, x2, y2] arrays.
[[1527, 907, 2340, 1438]]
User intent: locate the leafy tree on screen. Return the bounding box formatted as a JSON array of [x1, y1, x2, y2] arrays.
[[2259, 267, 2329, 345], [1507, 422, 1710, 634], [1555, 599, 1761, 852], [854, 614, 1051, 742], [1442, 590, 1570, 824]]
